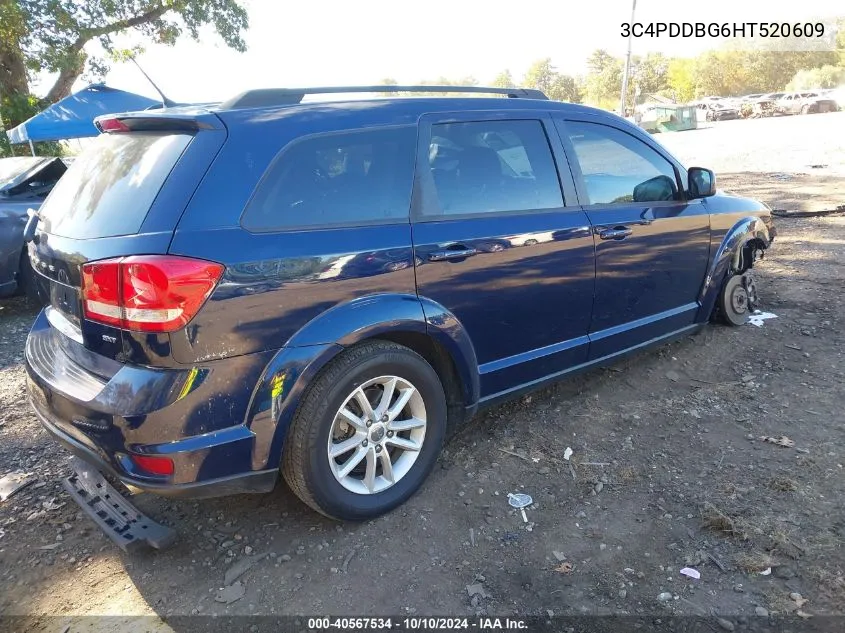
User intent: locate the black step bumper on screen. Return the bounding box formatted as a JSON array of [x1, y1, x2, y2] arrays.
[[62, 456, 177, 552]]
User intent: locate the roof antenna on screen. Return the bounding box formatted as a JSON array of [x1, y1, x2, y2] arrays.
[[129, 57, 177, 108]]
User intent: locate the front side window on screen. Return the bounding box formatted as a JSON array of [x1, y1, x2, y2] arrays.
[[425, 120, 563, 216], [565, 121, 679, 205], [242, 126, 416, 231]]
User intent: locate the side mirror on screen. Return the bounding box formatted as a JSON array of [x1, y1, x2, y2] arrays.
[[688, 167, 716, 198]]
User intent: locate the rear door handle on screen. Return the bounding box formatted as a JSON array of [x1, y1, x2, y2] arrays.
[[428, 247, 478, 261], [598, 226, 633, 240]]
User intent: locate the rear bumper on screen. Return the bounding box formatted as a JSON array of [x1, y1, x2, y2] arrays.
[[25, 308, 279, 497], [35, 402, 277, 498]]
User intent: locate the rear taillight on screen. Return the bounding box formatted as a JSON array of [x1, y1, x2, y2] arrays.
[[81, 256, 224, 333], [129, 454, 174, 476]]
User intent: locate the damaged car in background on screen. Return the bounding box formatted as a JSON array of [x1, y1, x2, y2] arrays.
[[0, 156, 66, 300]]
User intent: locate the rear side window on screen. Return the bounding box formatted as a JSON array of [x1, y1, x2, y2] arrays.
[[565, 121, 678, 205], [425, 120, 563, 216], [242, 126, 417, 231], [39, 133, 190, 239]]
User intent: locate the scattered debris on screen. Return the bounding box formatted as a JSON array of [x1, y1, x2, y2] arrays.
[[790, 593, 809, 608], [465, 583, 490, 599], [747, 311, 777, 327], [657, 592, 673, 602], [702, 503, 747, 539], [760, 435, 795, 448], [223, 553, 267, 586], [552, 551, 567, 562], [759, 567, 772, 576], [498, 448, 530, 462], [38, 543, 61, 550], [507, 493, 533, 523], [563, 447, 573, 461], [469, 528, 475, 547], [736, 551, 775, 574], [214, 581, 245, 604], [679, 567, 701, 580], [341, 548, 357, 573], [0, 472, 35, 502], [593, 482, 604, 495], [554, 561, 574, 574], [705, 552, 728, 572], [42, 498, 65, 511]]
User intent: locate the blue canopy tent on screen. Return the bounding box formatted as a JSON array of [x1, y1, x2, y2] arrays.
[[5, 84, 160, 154]]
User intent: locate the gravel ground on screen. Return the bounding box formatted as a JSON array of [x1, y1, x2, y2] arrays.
[[0, 114, 843, 631]]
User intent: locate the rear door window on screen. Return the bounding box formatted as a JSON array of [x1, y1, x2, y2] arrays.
[[39, 132, 191, 239], [424, 120, 563, 216], [242, 126, 417, 231]]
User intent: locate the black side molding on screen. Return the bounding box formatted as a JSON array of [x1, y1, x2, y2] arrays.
[[62, 457, 176, 552]]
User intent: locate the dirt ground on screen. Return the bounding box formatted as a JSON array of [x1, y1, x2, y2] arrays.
[[1, 112, 844, 630]]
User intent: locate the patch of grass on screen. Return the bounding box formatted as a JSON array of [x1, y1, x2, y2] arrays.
[[735, 550, 775, 574], [762, 588, 798, 615], [770, 528, 806, 559], [702, 502, 749, 540], [806, 566, 845, 601], [768, 476, 799, 492], [617, 466, 638, 483]]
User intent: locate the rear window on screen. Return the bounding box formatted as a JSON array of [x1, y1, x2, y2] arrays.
[[241, 126, 416, 231], [39, 132, 191, 239]]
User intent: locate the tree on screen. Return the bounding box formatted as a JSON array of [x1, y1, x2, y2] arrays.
[[378, 77, 398, 96], [523, 58, 557, 93], [547, 74, 582, 103], [666, 58, 696, 103], [586, 49, 615, 75], [584, 53, 623, 108], [634, 52, 669, 97], [787, 65, 845, 90], [491, 69, 514, 88], [1, 0, 248, 132]]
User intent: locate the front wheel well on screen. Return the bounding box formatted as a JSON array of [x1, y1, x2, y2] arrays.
[[735, 237, 767, 274], [370, 331, 467, 434]]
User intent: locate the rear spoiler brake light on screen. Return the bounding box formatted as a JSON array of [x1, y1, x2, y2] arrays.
[[95, 116, 208, 134]]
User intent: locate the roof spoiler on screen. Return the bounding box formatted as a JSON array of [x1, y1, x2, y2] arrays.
[[220, 85, 549, 110]]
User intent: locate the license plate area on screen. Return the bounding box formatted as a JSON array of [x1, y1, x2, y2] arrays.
[[49, 280, 82, 325]]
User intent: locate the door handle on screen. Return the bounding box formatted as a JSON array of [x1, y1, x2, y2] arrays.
[[598, 226, 633, 240], [428, 247, 478, 261]]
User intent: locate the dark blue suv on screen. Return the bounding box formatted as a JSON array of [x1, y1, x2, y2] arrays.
[[24, 86, 775, 541]]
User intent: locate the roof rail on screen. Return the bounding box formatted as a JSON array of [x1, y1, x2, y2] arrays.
[[220, 85, 548, 110]]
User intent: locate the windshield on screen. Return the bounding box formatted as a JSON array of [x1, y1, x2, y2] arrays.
[[39, 132, 191, 239]]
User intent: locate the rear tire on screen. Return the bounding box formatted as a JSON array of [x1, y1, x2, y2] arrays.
[[282, 340, 447, 520]]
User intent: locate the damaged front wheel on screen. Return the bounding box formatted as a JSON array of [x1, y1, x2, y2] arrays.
[[717, 273, 758, 326]]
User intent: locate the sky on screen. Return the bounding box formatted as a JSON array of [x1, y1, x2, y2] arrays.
[[31, 0, 844, 104]]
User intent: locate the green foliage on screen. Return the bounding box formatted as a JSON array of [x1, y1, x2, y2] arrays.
[[2, 0, 249, 112], [787, 65, 845, 90], [491, 70, 515, 88], [522, 59, 582, 103], [666, 58, 696, 103]]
